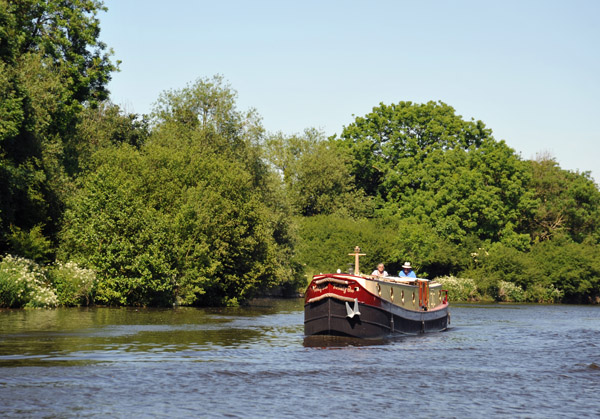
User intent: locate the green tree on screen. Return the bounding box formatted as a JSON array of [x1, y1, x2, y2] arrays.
[[59, 77, 302, 306], [528, 235, 600, 303], [150, 78, 301, 304], [265, 129, 373, 217], [73, 101, 149, 171], [295, 215, 386, 277], [59, 146, 177, 306], [6, 0, 117, 105], [0, 0, 118, 257], [0, 52, 71, 257], [527, 154, 600, 244], [336, 101, 537, 246], [336, 101, 491, 198]]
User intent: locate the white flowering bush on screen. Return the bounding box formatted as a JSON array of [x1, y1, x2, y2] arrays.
[[0, 255, 58, 308], [435, 276, 480, 302], [48, 261, 97, 306], [498, 280, 525, 302]]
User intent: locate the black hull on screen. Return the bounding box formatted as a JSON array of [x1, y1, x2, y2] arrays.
[[304, 297, 449, 339]]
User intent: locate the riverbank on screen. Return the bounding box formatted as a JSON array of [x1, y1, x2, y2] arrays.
[[2, 252, 596, 309]]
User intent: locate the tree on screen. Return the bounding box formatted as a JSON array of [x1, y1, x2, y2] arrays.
[[59, 146, 177, 306], [0, 0, 118, 257], [59, 77, 303, 306], [336, 101, 536, 245], [149, 78, 302, 304], [73, 101, 149, 172], [527, 155, 600, 244], [336, 101, 491, 198], [6, 0, 117, 106], [265, 129, 373, 217], [528, 236, 600, 303], [0, 52, 72, 258]]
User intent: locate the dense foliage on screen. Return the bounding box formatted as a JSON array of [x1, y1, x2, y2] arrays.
[[1, 1, 599, 307], [0, 0, 118, 261], [264, 129, 373, 217], [322, 102, 600, 303], [58, 77, 303, 306]]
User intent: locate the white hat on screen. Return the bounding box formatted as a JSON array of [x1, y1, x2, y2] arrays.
[[402, 262, 412, 269]]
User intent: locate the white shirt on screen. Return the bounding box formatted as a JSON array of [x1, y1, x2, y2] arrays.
[[371, 270, 388, 277]]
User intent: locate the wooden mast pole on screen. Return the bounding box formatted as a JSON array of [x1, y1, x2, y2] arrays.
[[348, 246, 366, 275]]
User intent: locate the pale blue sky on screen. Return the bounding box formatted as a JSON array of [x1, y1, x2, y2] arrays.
[[100, 0, 599, 182]]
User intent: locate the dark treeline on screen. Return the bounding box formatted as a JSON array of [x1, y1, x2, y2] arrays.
[[1, 1, 599, 307]]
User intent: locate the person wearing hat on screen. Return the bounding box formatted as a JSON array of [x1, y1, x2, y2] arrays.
[[399, 262, 416, 278]]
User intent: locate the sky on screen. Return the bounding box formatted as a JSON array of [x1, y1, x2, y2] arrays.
[[100, 0, 599, 182]]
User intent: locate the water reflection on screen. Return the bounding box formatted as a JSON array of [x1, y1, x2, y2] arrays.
[[303, 335, 390, 347], [0, 299, 305, 366]]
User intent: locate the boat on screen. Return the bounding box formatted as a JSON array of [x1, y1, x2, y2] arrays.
[[304, 246, 450, 339]]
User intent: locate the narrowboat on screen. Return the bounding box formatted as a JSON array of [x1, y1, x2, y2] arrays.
[[304, 247, 450, 338]]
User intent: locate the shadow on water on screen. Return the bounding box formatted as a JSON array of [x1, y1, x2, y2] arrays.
[[303, 335, 391, 348], [302, 330, 453, 348], [303, 325, 457, 348]]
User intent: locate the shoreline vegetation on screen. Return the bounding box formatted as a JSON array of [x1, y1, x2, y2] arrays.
[[0, 254, 592, 309], [1, 1, 599, 309]]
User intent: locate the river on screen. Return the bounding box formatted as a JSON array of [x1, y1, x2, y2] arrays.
[[1, 300, 599, 418]]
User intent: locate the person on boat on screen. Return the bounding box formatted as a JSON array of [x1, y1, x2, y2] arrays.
[[371, 263, 388, 277], [398, 262, 416, 278]]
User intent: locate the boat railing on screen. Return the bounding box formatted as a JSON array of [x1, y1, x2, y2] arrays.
[[367, 275, 432, 285]]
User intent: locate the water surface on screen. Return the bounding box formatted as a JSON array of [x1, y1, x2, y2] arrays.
[[1, 300, 599, 418]]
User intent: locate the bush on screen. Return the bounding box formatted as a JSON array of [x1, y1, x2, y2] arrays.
[[0, 255, 58, 308], [48, 261, 97, 306], [498, 280, 525, 302], [528, 236, 600, 303], [435, 276, 480, 302], [524, 283, 563, 303], [59, 128, 301, 307], [466, 243, 531, 287], [7, 225, 53, 264]]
